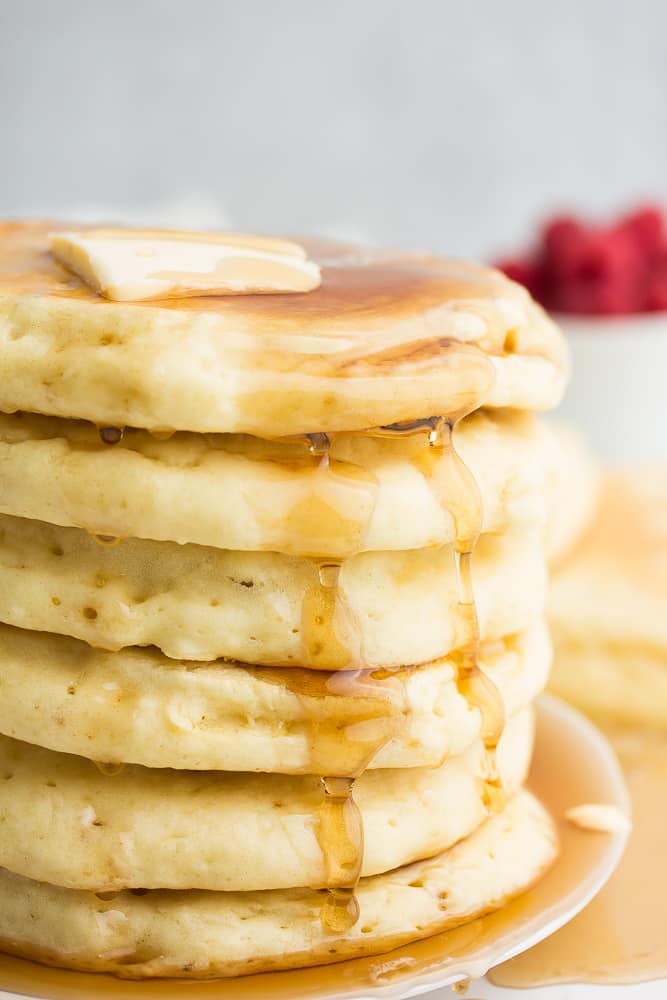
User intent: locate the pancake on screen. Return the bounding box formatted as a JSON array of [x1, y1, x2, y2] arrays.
[[0, 621, 550, 772], [0, 789, 556, 978], [0, 408, 549, 556], [0, 514, 546, 666], [543, 420, 599, 567], [549, 468, 667, 727], [0, 222, 568, 436], [0, 709, 532, 892]]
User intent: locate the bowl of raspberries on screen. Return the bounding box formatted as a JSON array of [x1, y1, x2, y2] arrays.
[[496, 205, 667, 461]]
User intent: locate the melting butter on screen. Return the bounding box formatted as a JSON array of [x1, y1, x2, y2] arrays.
[[49, 228, 321, 301]]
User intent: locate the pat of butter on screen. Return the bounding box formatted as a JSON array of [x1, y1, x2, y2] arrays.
[[49, 228, 322, 301]]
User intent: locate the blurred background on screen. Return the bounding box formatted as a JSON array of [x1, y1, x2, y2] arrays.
[[1, 0, 666, 259]]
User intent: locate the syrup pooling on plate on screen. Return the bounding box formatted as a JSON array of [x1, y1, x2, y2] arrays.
[[491, 727, 665, 988]]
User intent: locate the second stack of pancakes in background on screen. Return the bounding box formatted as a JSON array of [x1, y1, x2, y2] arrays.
[[0, 223, 569, 977]]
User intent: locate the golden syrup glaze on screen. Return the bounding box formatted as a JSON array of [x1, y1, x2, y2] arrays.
[[0, 220, 518, 331], [0, 221, 568, 439], [92, 761, 125, 777], [281, 398, 506, 932], [81, 406, 503, 935], [294, 434, 393, 931], [0, 221, 566, 396], [97, 426, 124, 445], [40, 400, 504, 936]]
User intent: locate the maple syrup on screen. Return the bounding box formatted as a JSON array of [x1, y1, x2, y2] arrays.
[[491, 725, 667, 987], [0, 697, 621, 994], [98, 426, 124, 445], [0, 222, 566, 978], [291, 397, 508, 932], [93, 761, 125, 777]]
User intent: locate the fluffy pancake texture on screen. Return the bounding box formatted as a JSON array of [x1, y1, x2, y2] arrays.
[[543, 420, 599, 566], [0, 408, 549, 555], [0, 222, 568, 435], [0, 790, 557, 978], [549, 468, 667, 726], [0, 622, 549, 772], [0, 220, 567, 978], [0, 709, 533, 891], [0, 514, 546, 666]]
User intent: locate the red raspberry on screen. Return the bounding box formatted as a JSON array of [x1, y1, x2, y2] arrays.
[[576, 229, 642, 284], [618, 205, 665, 258], [541, 216, 587, 278], [495, 257, 542, 297], [494, 203, 667, 314], [551, 278, 639, 316], [644, 251, 667, 311]]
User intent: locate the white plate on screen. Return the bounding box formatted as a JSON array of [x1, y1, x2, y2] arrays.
[[0, 695, 629, 1000]]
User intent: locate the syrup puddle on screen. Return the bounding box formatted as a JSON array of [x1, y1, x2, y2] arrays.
[[491, 725, 666, 988]]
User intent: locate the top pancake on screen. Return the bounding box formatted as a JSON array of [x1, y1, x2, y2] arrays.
[[0, 222, 568, 435]]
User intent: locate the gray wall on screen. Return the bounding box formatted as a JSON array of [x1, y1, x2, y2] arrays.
[[1, 0, 665, 259]]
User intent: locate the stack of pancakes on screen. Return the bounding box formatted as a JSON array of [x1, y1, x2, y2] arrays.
[[0, 222, 568, 978]]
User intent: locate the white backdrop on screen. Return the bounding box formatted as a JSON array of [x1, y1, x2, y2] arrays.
[[1, 0, 666, 258]]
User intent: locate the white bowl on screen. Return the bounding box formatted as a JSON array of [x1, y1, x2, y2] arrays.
[[556, 313, 667, 462]]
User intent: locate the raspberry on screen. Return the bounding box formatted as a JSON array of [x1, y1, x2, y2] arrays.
[[643, 252, 667, 311], [495, 257, 542, 297], [618, 205, 665, 258], [551, 278, 639, 316], [578, 230, 641, 284], [541, 216, 587, 278], [494, 203, 667, 315]]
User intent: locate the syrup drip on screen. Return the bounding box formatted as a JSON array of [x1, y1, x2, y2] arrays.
[[91, 534, 122, 547], [306, 432, 331, 457], [300, 411, 504, 931], [454, 551, 506, 814], [93, 761, 125, 777], [428, 418, 505, 812], [318, 776, 363, 933], [373, 415, 506, 813], [297, 432, 403, 932], [97, 426, 124, 445], [279, 432, 379, 561], [309, 552, 381, 933]]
